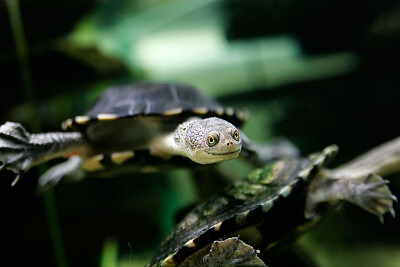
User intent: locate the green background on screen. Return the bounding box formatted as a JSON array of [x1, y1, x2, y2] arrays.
[[0, 0, 399, 266]]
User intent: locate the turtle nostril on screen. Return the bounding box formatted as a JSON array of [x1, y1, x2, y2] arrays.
[[227, 141, 233, 146]]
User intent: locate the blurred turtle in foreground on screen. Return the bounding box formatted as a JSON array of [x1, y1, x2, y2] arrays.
[[148, 137, 400, 266]]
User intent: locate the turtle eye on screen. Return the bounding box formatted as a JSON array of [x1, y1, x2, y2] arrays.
[[206, 132, 219, 147], [232, 130, 240, 141]]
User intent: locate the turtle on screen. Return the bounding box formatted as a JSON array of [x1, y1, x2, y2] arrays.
[[0, 83, 298, 186], [147, 136, 400, 267]]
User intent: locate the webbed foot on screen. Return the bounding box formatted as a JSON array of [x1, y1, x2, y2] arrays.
[[204, 237, 267, 267], [349, 173, 396, 223], [38, 156, 84, 190], [0, 122, 35, 185], [306, 172, 396, 222]]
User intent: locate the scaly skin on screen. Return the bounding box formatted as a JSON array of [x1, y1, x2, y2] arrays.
[[173, 117, 242, 164], [0, 122, 88, 185]]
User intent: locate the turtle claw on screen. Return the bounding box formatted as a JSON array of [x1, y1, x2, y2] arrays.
[[0, 157, 24, 186], [350, 173, 396, 220], [390, 208, 396, 218], [0, 158, 24, 186], [0, 162, 6, 171], [11, 173, 21, 187]]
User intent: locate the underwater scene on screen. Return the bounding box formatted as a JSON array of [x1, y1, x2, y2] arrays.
[[1, 1, 400, 266]]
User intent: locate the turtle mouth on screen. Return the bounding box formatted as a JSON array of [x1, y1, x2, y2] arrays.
[[205, 149, 241, 156]]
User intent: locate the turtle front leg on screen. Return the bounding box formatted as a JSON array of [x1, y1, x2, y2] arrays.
[[305, 136, 400, 222], [0, 121, 87, 185], [305, 172, 396, 223]]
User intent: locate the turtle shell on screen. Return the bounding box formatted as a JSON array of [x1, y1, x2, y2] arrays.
[[59, 83, 249, 174], [148, 145, 337, 266], [61, 83, 247, 131]]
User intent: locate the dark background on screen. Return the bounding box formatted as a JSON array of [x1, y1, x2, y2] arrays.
[[1, 0, 399, 266]]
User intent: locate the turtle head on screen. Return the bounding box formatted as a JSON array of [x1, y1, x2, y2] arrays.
[[176, 117, 242, 164]]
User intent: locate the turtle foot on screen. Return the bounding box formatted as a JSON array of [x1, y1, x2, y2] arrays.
[[38, 156, 84, 190], [204, 237, 267, 267], [0, 122, 35, 185], [350, 173, 396, 223]]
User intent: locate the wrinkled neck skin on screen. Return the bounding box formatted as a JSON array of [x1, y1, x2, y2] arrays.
[[173, 119, 199, 159]]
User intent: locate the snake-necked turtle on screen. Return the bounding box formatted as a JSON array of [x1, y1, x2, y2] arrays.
[[148, 137, 400, 266], [0, 83, 297, 186]]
